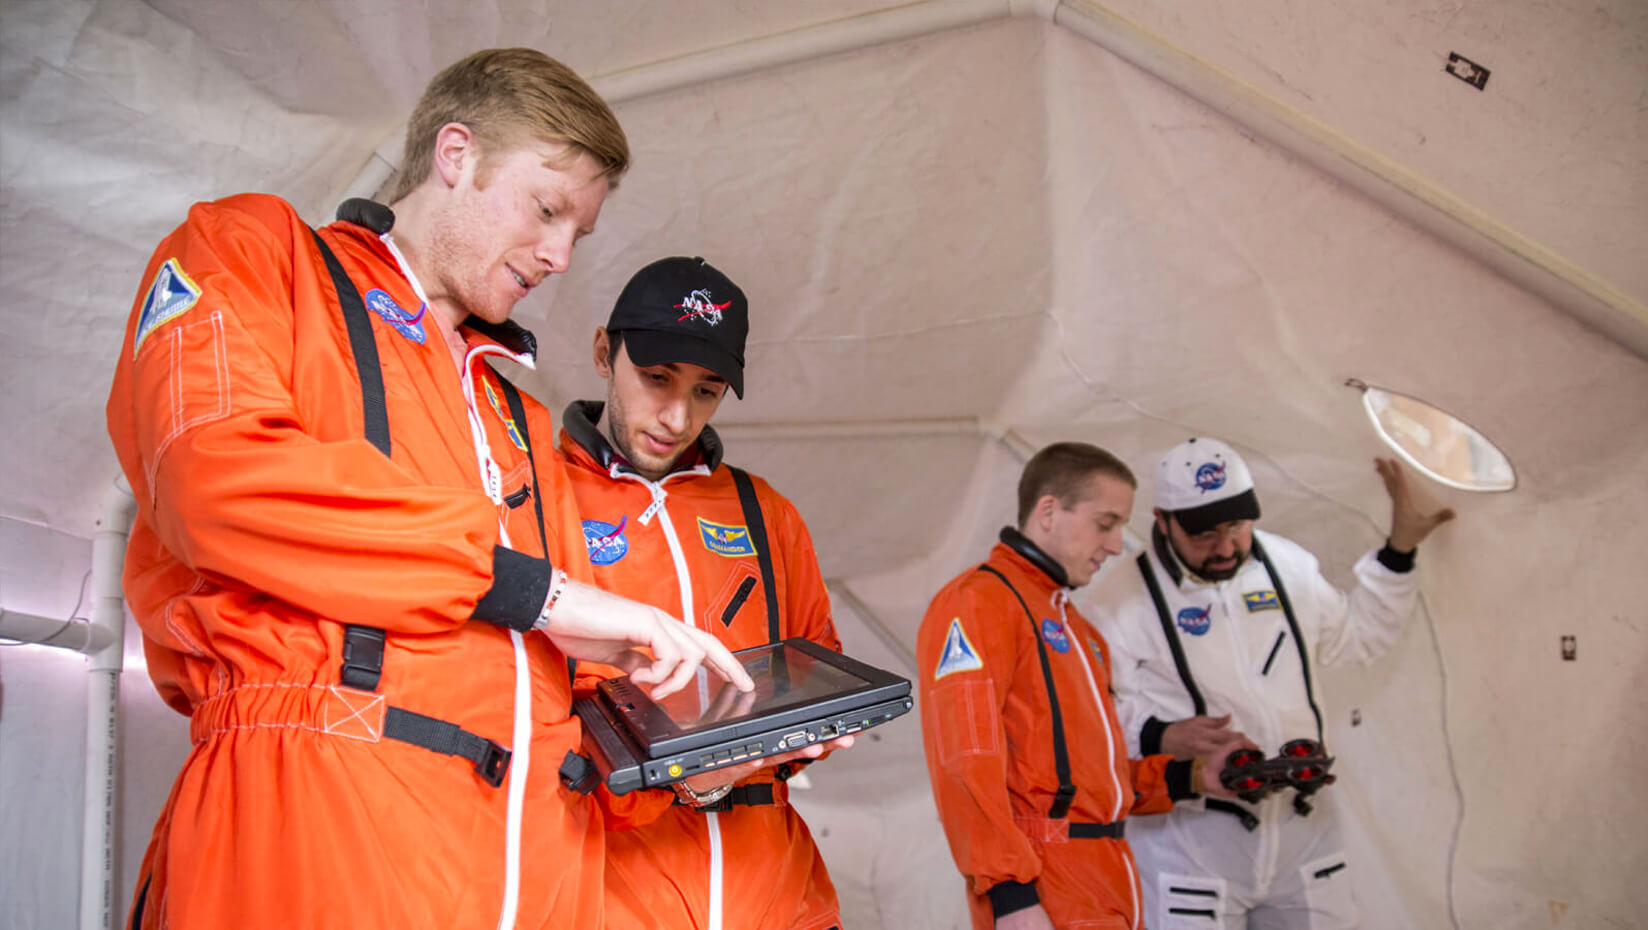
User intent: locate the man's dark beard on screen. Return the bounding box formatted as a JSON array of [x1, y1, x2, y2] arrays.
[[602, 388, 682, 480], [602, 391, 641, 468], [1193, 549, 1248, 582]]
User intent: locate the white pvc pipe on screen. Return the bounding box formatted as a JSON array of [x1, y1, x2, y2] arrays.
[[0, 608, 114, 653], [81, 475, 136, 930]]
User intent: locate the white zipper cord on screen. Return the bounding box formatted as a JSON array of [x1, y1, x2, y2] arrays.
[[382, 234, 536, 930], [706, 811, 725, 930], [611, 465, 709, 632], [1059, 590, 1141, 930], [611, 463, 723, 930], [1059, 591, 1124, 823]]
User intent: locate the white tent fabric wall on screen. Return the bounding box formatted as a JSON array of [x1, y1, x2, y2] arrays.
[[3, 3, 1647, 929]]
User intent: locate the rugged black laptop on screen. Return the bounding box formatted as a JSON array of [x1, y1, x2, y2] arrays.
[[574, 638, 913, 794]]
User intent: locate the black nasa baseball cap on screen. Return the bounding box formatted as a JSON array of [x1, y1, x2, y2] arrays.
[[605, 257, 748, 398]]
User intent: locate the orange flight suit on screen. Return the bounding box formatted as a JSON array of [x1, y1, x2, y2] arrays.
[[918, 533, 1198, 930], [559, 401, 842, 930], [107, 194, 600, 929]]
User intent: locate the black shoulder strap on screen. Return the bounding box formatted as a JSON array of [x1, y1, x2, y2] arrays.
[[309, 230, 390, 458], [495, 373, 574, 686], [311, 229, 393, 691], [1251, 539, 1324, 744], [494, 373, 547, 556], [728, 466, 781, 644], [977, 564, 1077, 819], [1137, 552, 1207, 717]]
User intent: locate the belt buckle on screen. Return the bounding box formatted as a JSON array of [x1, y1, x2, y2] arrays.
[[475, 741, 512, 788]]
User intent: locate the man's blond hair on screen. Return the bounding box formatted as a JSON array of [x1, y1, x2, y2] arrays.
[[388, 48, 629, 203], [1017, 442, 1137, 527]]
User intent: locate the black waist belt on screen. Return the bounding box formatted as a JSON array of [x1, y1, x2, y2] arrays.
[[383, 706, 512, 788], [1068, 820, 1126, 840], [682, 782, 781, 813], [1205, 798, 1260, 832]]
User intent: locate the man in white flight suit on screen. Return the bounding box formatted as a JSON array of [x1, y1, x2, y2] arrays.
[[1087, 438, 1454, 929]]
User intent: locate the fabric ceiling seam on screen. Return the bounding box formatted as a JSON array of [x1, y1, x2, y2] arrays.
[[1049, 0, 1648, 358], [337, 0, 1647, 357], [714, 417, 980, 443], [825, 579, 919, 676], [340, 0, 1012, 203], [740, 310, 1048, 345], [1047, 317, 1466, 930]]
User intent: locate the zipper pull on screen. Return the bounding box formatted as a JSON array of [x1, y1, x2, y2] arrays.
[[484, 456, 503, 506], [638, 483, 666, 525]]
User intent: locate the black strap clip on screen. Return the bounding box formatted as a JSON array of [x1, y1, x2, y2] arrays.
[[682, 782, 778, 813], [1049, 781, 1078, 820], [559, 750, 599, 795], [383, 706, 512, 788], [1206, 798, 1261, 832], [474, 740, 513, 789], [339, 625, 387, 691], [1068, 820, 1127, 840]]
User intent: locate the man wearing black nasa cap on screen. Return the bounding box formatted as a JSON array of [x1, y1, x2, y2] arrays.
[[1086, 438, 1455, 929], [609, 255, 750, 391], [558, 256, 854, 930]]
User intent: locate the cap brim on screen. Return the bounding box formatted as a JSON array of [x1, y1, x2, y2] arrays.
[[621, 329, 744, 398], [1172, 488, 1261, 535]]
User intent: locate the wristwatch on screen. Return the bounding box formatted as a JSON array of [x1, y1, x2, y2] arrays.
[[673, 779, 734, 808]]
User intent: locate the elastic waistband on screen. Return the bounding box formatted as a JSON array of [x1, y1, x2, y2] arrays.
[[190, 682, 514, 788], [189, 682, 388, 746]]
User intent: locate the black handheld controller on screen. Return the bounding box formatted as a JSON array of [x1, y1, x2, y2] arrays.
[[1218, 738, 1337, 814]]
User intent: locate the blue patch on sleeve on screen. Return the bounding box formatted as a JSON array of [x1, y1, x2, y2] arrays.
[[582, 517, 629, 565], [934, 618, 985, 680], [1040, 617, 1071, 653], [133, 258, 202, 356], [698, 518, 756, 558]]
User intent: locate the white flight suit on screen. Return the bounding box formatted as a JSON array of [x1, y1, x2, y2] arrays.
[[1087, 528, 1419, 930]]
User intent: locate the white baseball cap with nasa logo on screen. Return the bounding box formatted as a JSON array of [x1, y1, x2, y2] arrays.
[[1155, 437, 1262, 534]]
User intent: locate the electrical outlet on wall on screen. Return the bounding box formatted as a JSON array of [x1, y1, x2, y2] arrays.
[[1446, 52, 1491, 90]]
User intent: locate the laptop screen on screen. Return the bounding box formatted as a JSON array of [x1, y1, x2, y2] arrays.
[[651, 641, 871, 734]]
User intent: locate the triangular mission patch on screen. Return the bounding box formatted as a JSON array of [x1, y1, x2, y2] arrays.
[[934, 617, 984, 680], [133, 258, 202, 356]]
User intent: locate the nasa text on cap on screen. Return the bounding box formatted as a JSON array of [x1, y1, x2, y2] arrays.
[[606, 257, 749, 398], [1155, 437, 1261, 535]]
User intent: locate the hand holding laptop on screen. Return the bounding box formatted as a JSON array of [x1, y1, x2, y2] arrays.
[[575, 639, 911, 794], [673, 678, 856, 795], [678, 732, 858, 796]]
